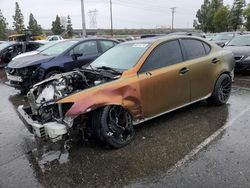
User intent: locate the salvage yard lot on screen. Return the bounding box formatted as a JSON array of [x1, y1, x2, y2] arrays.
[[1, 69, 250, 187]]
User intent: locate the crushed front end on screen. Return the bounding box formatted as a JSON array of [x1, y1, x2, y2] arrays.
[[17, 69, 119, 145]]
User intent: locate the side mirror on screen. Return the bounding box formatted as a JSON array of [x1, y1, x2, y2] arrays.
[[71, 53, 83, 61]]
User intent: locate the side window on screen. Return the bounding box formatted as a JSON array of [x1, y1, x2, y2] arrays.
[[70, 41, 98, 56], [182, 39, 206, 60], [100, 40, 115, 52], [51, 37, 58, 41], [140, 40, 183, 73], [26, 44, 37, 52], [202, 42, 211, 54]]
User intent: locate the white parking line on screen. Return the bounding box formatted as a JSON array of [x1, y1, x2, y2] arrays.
[[166, 106, 250, 174]]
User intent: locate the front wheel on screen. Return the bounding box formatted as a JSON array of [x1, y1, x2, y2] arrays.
[[207, 74, 232, 106], [92, 105, 135, 148]]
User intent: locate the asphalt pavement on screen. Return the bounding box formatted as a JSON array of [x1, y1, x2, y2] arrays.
[[0, 69, 250, 188]]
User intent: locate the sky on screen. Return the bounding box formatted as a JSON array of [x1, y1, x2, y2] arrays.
[[0, 0, 248, 30]]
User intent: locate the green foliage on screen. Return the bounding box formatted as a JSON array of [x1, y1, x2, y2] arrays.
[[0, 9, 8, 40], [195, 0, 223, 32], [28, 13, 43, 36], [195, 0, 247, 32], [229, 0, 246, 31], [213, 6, 230, 32], [243, 3, 250, 30], [195, 0, 211, 32], [66, 15, 73, 38], [51, 15, 64, 35], [13, 2, 25, 33]]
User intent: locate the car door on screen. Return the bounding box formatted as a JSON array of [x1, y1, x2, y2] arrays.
[[69, 40, 100, 68], [137, 40, 190, 118], [181, 39, 215, 102]]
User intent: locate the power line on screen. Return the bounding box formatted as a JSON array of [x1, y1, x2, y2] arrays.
[[88, 9, 98, 29]]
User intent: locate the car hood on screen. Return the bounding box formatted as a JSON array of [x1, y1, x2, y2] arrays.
[[12, 51, 40, 60], [224, 46, 250, 57], [212, 40, 229, 44], [8, 54, 56, 69]]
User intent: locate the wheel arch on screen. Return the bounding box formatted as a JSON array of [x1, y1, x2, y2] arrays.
[[44, 67, 64, 78]]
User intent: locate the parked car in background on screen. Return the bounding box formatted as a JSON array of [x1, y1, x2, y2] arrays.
[[5, 38, 119, 93], [17, 36, 234, 148], [0, 41, 43, 68], [140, 34, 166, 39], [205, 33, 216, 41], [12, 41, 60, 60], [46, 35, 64, 41], [224, 34, 250, 73], [211, 32, 241, 47]]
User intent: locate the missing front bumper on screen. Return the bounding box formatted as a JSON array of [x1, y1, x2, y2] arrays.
[[17, 105, 68, 142]]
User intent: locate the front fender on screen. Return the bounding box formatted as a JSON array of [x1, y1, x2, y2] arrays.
[[58, 79, 142, 119]]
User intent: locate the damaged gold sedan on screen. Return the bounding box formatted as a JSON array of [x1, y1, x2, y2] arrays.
[[17, 36, 235, 148]]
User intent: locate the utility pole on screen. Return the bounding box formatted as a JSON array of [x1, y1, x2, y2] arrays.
[[110, 0, 113, 37], [81, 0, 87, 37], [170, 7, 176, 32]]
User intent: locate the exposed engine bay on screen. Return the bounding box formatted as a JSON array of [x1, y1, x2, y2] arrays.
[[17, 68, 120, 145]]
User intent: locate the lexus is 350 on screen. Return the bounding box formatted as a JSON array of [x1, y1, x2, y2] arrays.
[[17, 36, 235, 148]]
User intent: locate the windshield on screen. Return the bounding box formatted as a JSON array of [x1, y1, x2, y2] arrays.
[[0, 43, 11, 51], [90, 43, 150, 71], [41, 41, 77, 56], [36, 41, 59, 52], [227, 36, 250, 46], [212, 33, 235, 41]]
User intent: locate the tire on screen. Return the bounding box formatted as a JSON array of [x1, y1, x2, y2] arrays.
[[20, 89, 29, 95], [92, 105, 135, 148], [45, 70, 62, 79], [207, 74, 232, 106]]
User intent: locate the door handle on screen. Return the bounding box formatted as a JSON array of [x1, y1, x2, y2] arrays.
[[179, 67, 189, 75], [146, 72, 152, 76], [211, 58, 220, 64]]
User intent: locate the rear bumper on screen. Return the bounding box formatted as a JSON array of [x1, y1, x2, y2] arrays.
[[17, 105, 68, 142]]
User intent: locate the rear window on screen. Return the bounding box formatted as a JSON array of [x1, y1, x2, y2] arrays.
[[182, 39, 206, 60]]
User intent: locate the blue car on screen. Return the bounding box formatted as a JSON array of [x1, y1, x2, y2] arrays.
[[5, 38, 119, 93]]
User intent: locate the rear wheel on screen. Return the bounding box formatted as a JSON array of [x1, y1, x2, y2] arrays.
[[92, 105, 135, 148], [207, 74, 232, 106]]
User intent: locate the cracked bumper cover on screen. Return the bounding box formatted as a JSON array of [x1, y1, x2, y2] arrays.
[[17, 105, 68, 142]]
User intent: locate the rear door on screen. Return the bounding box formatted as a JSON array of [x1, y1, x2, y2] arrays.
[[181, 38, 216, 101], [138, 40, 190, 117]]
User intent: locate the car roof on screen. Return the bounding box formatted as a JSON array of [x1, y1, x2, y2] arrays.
[[122, 35, 207, 45]]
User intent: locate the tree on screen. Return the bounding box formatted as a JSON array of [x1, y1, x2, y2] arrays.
[[229, 0, 246, 31], [28, 13, 43, 36], [51, 15, 64, 35], [195, 0, 211, 32], [0, 9, 8, 40], [13, 2, 25, 33], [243, 3, 250, 30], [213, 6, 230, 32], [207, 0, 224, 32], [66, 15, 73, 38]]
